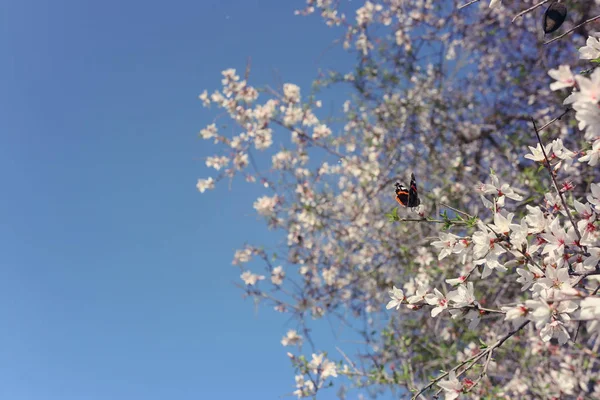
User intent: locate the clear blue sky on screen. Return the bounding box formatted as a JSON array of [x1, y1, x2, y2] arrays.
[[0, 0, 360, 399]]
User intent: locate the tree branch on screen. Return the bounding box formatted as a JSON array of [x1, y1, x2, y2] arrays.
[[512, 0, 551, 23], [545, 14, 600, 45]]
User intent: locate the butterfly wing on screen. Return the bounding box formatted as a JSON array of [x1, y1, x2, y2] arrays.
[[395, 182, 409, 207], [408, 173, 420, 207]]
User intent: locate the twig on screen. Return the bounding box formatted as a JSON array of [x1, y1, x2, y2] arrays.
[[475, 305, 506, 314], [531, 118, 583, 243], [545, 14, 600, 45], [464, 346, 495, 393], [398, 217, 469, 225], [410, 353, 479, 400], [458, 0, 480, 10], [244, 56, 252, 81], [336, 346, 363, 375], [512, 0, 551, 23], [440, 202, 474, 218], [574, 320, 584, 342], [537, 108, 572, 133]]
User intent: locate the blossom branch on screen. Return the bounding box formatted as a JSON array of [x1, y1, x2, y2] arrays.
[[531, 118, 583, 243], [412, 320, 530, 399]]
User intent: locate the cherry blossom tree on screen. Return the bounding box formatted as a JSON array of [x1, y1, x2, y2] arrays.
[[197, 0, 600, 398]]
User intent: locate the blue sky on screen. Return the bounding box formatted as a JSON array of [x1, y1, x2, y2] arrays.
[[0, 0, 366, 399]]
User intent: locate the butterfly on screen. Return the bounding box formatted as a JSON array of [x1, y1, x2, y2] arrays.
[[395, 173, 420, 208]]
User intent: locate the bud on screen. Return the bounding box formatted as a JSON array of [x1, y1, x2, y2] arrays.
[[543, 2, 567, 34]]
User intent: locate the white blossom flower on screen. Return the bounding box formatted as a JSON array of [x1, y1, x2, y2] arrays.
[[198, 90, 210, 107], [502, 304, 528, 329], [205, 155, 229, 171], [582, 244, 600, 271], [579, 139, 600, 166], [572, 101, 600, 141], [534, 267, 573, 293], [322, 267, 338, 286], [254, 128, 273, 150], [232, 248, 253, 265], [271, 266, 285, 285], [472, 223, 496, 259], [407, 286, 428, 305], [272, 150, 295, 170], [210, 90, 225, 104], [524, 142, 553, 162], [425, 288, 448, 317], [579, 296, 600, 320], [313, 124, 332, 140], [481, 173, 523, 202], [548, 65, 575, 91], [574, 199, 597, 235], [200, 123, 218, 140], [221, 68, 239, 83], [445, 275, 467, 286], [196, 177, 215, 193], [551, 138, 576, 171], [415, 247, 434, 267], [540, 320, 570, 344], [448, 282, 476, 308], [437, 370, 462, 400], [526, 298, 551, 329], [233, 152, 249, 170], [308, 353, 337, 380], [544, 192, 566, 215], [525, 205, 548, 234], [579, 35, 600, 60], [516, 264, 544, 291], [283, 83, 301, 103], [472, 224, 507, 278], [490, 212, 514, 235], [284, 106, 304, 126], [293, 375, 315, 398], [541, 218, 578, 258], [253, 195, 279, 216], [431, 232, 460, 260], [587, 183, 600, 212], [241, 271, 265, 286], [386, 286, 405, 310], [508, 218, 530, 251], [281, 329, 302, 346], [565, 68, 600, 105]]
